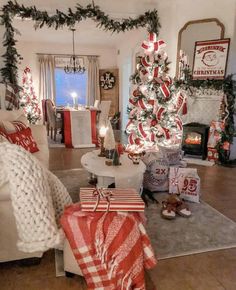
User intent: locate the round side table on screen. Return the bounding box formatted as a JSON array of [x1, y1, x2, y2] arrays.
[[81, 150, 146, 193]]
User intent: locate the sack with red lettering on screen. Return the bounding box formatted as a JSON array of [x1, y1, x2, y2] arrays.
[[142, 152, 169, 192], [169, 167, 201, 203]]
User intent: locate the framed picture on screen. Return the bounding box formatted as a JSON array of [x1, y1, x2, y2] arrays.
[[192, 38, 230, 80]]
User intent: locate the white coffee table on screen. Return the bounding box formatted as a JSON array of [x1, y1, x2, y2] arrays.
[[81, 150, 146, 193]]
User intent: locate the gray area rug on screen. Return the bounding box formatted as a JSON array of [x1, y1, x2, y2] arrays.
[[53, 168, 236, 261]]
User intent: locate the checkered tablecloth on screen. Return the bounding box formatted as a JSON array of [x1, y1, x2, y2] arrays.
[[61, 203, 157, 290]]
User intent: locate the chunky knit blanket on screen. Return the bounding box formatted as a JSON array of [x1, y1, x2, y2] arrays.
[[0, 142, 72, 253]]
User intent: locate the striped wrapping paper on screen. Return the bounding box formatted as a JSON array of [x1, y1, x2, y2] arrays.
[[80, 187, 145, 212]]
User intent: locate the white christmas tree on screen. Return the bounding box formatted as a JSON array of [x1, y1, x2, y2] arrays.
[[104, 120, 116, 151], [126, 32, 187, 151], [20, 67, 41, 124]]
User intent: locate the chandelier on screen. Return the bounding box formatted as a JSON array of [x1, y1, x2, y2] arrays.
[[64, 29, 86, 74]]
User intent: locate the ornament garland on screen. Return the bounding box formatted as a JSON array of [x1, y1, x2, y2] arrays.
[[175, 72, 236, 164], [0, 0, 161, 84]]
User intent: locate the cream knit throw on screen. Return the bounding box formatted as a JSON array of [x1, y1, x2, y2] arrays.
[[0, 142, 72, 253]]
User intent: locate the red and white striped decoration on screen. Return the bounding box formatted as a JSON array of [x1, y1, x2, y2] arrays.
[[141, 56, 152, 67], [80, 188, 145, 212], [138, 98, 148, 110], [175, 116, 183, 131], [150, 131, 155, 142], [160, 83, 170, 99], [176, 91, 187, 115], [129, 97, 137, 106], [153, 67, 159, 79], [125, 119, 133, 131], [156, 107, 166, 120], [128, 133, 135, 145], [162, 127, 171, 139], [138, 122, 147, 138], [141, 32, 166, 55]]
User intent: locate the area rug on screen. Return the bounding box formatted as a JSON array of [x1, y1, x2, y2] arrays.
[[53, 168, 236, 262], [183, 157, 214, 166]]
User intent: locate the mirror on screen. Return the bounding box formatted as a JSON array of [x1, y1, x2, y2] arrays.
[[176, 18, 225, 78]]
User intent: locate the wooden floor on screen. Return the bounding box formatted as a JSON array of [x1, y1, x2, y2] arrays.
[[1, 147, 236, 290]]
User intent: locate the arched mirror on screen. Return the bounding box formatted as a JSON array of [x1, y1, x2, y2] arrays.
[[176, 18, 225, 78]]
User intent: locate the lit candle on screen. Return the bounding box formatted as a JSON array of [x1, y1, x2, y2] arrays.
[[71, 92, 77, 107], [99, 126, 107, 137]]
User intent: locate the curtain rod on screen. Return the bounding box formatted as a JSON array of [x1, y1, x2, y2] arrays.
[[36, 53, 99, 57]]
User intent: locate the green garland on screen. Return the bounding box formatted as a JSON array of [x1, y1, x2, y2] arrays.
[[0, 1, 161, 84], [175, 73, 236, 164]]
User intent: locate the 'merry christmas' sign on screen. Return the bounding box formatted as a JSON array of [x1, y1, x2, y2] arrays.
[[192, 39, 230, 80]]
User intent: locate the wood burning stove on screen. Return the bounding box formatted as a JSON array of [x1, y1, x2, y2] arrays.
[[182, 123, 209, 160]]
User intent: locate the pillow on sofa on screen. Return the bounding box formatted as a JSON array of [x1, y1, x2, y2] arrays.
[[1, 127, 39, 153], [0, 119, 27, 134]]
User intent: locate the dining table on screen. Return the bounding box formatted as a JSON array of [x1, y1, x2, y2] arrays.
[[56, 106, 99, 148]]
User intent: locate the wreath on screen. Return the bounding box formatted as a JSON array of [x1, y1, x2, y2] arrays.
[[100, 72, 116, 90]]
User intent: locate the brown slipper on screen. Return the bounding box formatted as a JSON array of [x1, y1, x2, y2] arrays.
[[161, 201, 176, 220], [176, 202, 191, 218]]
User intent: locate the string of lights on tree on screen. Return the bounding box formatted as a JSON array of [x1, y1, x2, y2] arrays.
[[0, 0, 161, 84], [126, 32, 187, 151]]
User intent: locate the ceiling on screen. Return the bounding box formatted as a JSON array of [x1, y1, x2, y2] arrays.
[[13, 18, 139, 48], [6, 0, 160, 47]]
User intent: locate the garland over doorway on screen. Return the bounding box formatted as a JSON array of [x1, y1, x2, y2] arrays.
[[0, 0, 161, 84]]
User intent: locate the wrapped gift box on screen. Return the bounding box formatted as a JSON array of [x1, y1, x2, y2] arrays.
[[80, 187, 145, 212], [169, 167, 201, 203], [207, 147, 219, 162]]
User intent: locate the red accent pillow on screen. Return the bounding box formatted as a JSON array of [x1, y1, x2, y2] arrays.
[[4, 127, 39, 153]]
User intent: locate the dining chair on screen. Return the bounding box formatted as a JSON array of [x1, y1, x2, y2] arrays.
[[45, 99, 62, 141], [98, 100, 111, 127]]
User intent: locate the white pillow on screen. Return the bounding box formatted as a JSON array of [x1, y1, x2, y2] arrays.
[[0, 109, 25, 121]]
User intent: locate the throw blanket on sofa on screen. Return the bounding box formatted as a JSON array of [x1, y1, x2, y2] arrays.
[[61, 203, 157, 290], [0, 142, 72, 253]]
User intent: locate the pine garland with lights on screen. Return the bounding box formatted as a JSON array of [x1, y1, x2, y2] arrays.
[[175, 71, 236, 164], [126, 32, 187, 151], [0, 0, 161, 84]]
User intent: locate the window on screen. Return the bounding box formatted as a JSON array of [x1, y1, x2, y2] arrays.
[[55, 68, 87, 107]]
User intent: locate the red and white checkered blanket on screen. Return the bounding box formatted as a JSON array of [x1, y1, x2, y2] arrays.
[[61, 203, 157, 290]]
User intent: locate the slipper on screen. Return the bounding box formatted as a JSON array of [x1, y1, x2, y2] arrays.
[[176, 202, 191, 218], [161, 201, 176, 220]]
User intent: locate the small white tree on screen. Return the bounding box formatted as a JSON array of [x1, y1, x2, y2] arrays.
[[104, 120, 115, 150]]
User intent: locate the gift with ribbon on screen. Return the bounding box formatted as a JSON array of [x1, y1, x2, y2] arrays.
[[80, 188, 145, 212]]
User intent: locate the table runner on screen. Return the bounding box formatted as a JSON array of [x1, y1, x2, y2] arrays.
[[61, 203, 157, 290], [64, 109, 97, 148]]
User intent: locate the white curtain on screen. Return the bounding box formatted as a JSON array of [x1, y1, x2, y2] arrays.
[[86, 56, 100, 106], [38, 55, 55, 102]]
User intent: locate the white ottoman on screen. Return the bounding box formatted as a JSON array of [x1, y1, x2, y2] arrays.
[[64, 239, 83, 276]]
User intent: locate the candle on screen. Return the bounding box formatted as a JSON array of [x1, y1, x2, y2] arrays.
[[71, 92, 77, 106], [99, 126, 107, 137]]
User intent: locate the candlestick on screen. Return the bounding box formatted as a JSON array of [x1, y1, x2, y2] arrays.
[[98, 126, 107, 157], [71, 91, 77, 109]]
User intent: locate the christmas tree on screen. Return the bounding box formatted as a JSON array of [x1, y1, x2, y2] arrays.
[[126, 32, 186, 151], [20, 67, 41, 124]]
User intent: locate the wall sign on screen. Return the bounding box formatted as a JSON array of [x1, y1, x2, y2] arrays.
[[192, 38, 230, 80], [100, 71, 116, 90]]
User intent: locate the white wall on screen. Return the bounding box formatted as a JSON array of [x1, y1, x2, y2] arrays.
[[16, 41, 117, 98]]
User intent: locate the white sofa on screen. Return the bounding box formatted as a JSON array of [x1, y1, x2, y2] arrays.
[[0, 110, 49, 262]]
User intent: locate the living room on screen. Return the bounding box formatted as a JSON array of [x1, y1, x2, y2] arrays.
[[0, 0, 236, 290]]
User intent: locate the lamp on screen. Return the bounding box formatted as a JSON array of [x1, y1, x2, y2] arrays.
[[64, 29, 86, 74]]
